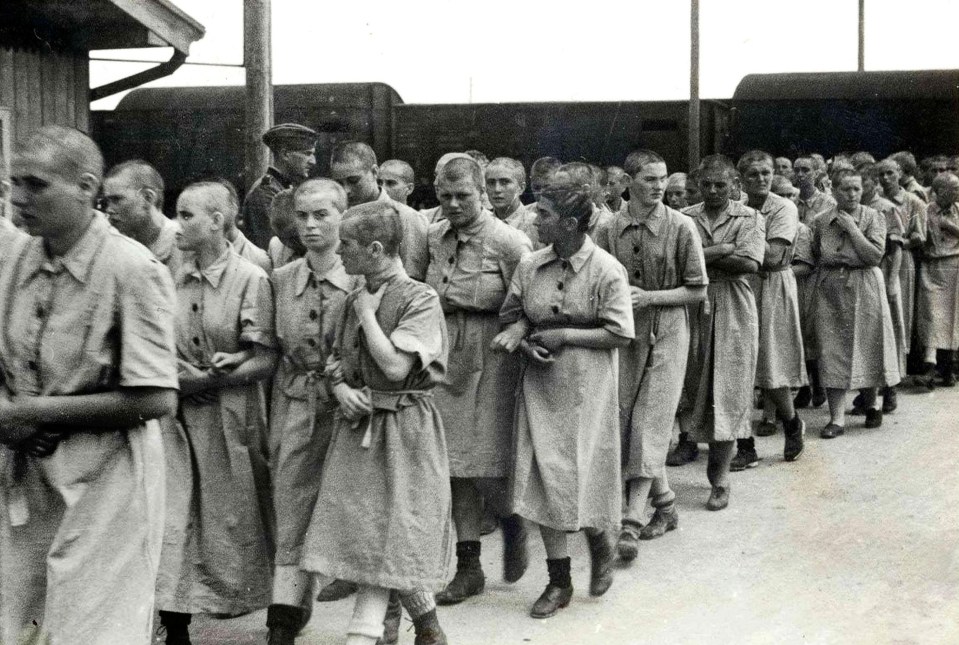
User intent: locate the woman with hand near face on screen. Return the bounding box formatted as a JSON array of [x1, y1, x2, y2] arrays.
[[301, 201, 451, 645], [492, 167, 634, 619], [811, 168, 900, 439]]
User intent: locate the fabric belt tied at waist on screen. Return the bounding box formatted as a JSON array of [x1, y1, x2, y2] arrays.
[[760, 264, 792, 275], [350, 389, 433, 448]]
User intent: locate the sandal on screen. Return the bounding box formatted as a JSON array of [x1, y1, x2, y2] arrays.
[[616, 519, 642, 563]]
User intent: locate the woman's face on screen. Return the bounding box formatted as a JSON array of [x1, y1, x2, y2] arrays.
[[534, 198, 573, 246], [834, 176, 863, 211]]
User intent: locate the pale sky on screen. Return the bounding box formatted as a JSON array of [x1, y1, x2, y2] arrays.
[[90, 0, 959, 110]]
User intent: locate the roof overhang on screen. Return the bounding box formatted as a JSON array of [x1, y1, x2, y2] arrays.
[[1, 0, 204, 55], [734, 70, 959, 102]]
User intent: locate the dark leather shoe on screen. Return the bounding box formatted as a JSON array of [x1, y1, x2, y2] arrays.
[[783, 417, 805, 462], [882, 387, 898, 413], [616, 518, 642, 562], [316, 579, 358, 602], [412, 609, 448, 645], [502, 514, 529, 583], [435, 566, 485, 605], [666, 439, 698, 466], [820, 423, 844, 439], [864, 408, 883, 429], [586, 530, 614, 597], [529, 584, 573, 619], [811, 388, 827, 408], [706, 486, 729, 511], [639, 506, 678, 540]]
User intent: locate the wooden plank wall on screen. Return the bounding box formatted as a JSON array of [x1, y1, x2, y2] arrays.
[[0, 46, 90, 145]]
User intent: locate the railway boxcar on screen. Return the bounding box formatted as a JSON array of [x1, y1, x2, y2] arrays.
[[393, 99, 729, 202], [729, 70, 959, 159], [92, 82, 400, 212]]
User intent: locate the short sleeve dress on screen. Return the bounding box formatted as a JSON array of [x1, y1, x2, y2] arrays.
[[500, 236, 634, 532]]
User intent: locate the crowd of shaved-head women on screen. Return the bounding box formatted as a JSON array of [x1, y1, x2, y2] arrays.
[[0, 121, 957, 645]]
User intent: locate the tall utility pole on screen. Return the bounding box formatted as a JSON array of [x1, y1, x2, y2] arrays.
[[244, 0, 273, 190], [859, 0, 866, 72], [688, 0, 700, 169]]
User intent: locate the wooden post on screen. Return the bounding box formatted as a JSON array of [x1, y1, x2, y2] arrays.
[[688, 0, 700, 169], [858, 0, 865, 72], [244, 0, 272, 190]]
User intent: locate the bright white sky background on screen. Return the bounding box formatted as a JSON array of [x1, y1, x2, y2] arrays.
[[90, 0, 959, 110]]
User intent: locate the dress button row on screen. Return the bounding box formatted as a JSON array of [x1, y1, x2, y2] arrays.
[[309, 310, 318, 320], [192, 303, 199, 312]]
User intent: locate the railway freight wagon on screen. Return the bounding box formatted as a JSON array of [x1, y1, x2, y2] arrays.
[[728, 70, 959, 160], [92, 83, 400, 213], [91, 83, 729, 211]]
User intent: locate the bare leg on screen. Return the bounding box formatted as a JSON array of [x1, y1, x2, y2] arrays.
[[624, 477, 653, 525], [706, 441, 735, 489], [766, 387, 795, 421]]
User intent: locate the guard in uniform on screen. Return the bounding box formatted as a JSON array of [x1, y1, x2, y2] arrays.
[[240, 123, 318, 250]]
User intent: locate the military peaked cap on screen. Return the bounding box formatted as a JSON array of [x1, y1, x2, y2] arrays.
[[262, 123, 318, 151]]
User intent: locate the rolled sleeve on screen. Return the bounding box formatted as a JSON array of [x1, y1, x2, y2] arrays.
[[598, 263, 635, 339], [766, 202, 799, 245], [240, 270, 278, 348], [118, 257, 179, 389], [734, 212, 767, 265], [679, 219, 709, 286], [389, 288, 446, 370]]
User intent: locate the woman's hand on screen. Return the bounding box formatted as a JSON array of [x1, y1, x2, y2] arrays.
[[210, 350, 252, 374], [520, 340, 555, 365], [333, 383, 372, 420], [354, 283, 386, 319], [630, 286, 652, 309], [529, 329, 567, 353], [491, 325, 526, 353]]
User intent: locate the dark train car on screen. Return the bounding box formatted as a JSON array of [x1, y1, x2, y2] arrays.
[[91, 82, 400, 211], [729, 70, 959, 159], [393, 100, 729, 194]]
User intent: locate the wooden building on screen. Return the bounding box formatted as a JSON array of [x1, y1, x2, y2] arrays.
[[0, 0, 204, 168]]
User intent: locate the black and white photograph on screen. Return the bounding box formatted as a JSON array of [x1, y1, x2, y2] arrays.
[[1, 1, 958, 643]]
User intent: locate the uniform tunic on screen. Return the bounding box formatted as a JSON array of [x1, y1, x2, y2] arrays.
[[0, 213, 177, 645], [427, 210, 532, 478], [810, 206, 900, 390], [681, 201, 766, 443], [377, 189, 430, 281], [754, 193, 807, 389], [595, 202, 707, 480], [500, 237, 634, 532], [232, 229, 273, 273], [887, 188, 928, 353], [301, 273, 453, 592], [866, 194, 907, 373], [917, 202, 959, 349], [271, 257, 358, 566], [158, 248, 276, 614], [241, 166, 293, 250]]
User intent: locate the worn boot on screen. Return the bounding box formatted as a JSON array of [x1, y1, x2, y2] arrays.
[[639, 496, 679, 540], [436, 541, 484, 605], [729, 437, 760, 471], [266, 604, 305, 645], [882, 386, 898, 413], [158, 611, 192, 645], [585, 529, 614, 597], [501, 514, 529, 583], [376, 591, 403, 645], [530, 557, 573, 619], [666, 432, 699, 466], [782, 413, 805, 462], [411, 609, 448, 645]]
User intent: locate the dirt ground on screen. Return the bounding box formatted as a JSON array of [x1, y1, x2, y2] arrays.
[[178, 382, 959, 645]]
